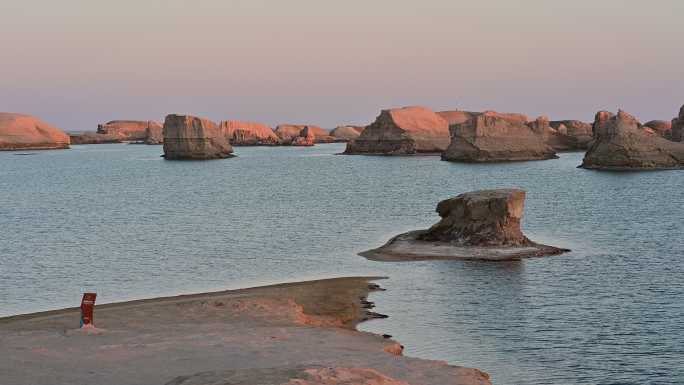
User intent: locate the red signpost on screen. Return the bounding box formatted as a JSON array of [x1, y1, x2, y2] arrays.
[[80, 292, 97, 327]]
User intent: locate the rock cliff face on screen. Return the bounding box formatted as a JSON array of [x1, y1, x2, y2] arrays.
[[219, 120, 280, 146], [329, 125, 364, 141], [671, 105, 684, 142], [437, 110, 478, 126], [0, 113, 70, 150], [344, 106, 450, 155], [581, 110, 684, 170], [643, 120, 672, 139], [70, 132, 122, 144], [162, 114, 234, 160], [98, 120, 163, 141], [442, 112, 557, 162], [360, 189, 568, 261]]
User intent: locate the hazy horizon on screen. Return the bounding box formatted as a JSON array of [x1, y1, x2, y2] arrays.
[[2, 0, 683, 131]]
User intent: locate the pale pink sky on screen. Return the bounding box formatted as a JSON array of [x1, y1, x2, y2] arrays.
[[1, 0, 683, 131]]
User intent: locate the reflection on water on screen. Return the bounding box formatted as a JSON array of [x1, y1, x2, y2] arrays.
[[1, 143, 682, 384]]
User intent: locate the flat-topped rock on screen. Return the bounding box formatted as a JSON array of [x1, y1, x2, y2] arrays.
[[0, 113, 70, 150], [442, 112, 557, 162], [98, 120, 162, 141], [219, 120, 280, 146], [330, 125, 364, 141], [163, 114, 234, 160], [360, 189, 569, 261], [145, 124, 163, 144], [70, 132, 122, 144], [437, 110, 478, 126], [345, 106, 450, 155], [581, 110, 684, 170]]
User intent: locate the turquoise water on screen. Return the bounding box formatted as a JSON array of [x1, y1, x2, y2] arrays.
[[1, 143, 682, 384]]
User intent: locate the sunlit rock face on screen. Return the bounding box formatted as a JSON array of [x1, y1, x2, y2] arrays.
[[162, 114, 234, 160], [275, 124, 333, 144], [442, 111, 556, 162], [643, 120, 672, 139], [329, 125, 364, 141], [97, 120, 162, 142], [219, 120, 280, 146], [344, 106, 450, 155], [581, 110, 684, 170], [0, 113, 70, 150]]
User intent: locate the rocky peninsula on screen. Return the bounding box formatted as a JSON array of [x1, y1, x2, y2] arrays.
[[442, 112, 557, 162], [344, 106, 450, 155], [163, 114, 234, 160], [361, 189, 569, 261], [581, 110, 684, 170], [0, 113, 70, 151], [0, 278, 491, 385]]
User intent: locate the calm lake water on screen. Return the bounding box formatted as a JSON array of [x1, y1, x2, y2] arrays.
[[1, 143, 683, 384]]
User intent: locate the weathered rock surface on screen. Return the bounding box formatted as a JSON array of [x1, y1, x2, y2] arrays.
[[547, 120, 594, 150], [671, 105, 684, 142], [329, 125, 365, 141], [275, 124, 334, 144], [98, 120, 163, 141], [643, 120, 672, 139], [219, 120, 280, 146], [442, 112, 557, 162], [162, 114, 234, 160], [0, 113, 70, 150], [345, 106, 450, 155], [360, 189, 568, 261], [437, 110, 479, 126], [581, 110, 684, 170], [69, 132, 122, 144], [145, 124, 164, 144]]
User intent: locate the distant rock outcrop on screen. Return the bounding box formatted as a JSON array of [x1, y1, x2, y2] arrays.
[[442, 111, 557, 162], [329, 125, 364, 141], [437, 110, 479, 126], [581, 110, 684, 170], [670, 105, 684, 142], [344, 106, 450, 155], [360, 189, 569, 261], [219, 120, 280, 146], [290, 126, 316, 146], [70, 132, 122, 144], [162, 114, 234, 160], [643, 120, 672, 139], [275, 124, 333, 144], [145, 124, 163, 145], [97, 120, 163, 142], [0, 113, 70, 150], [547, 120, 593, 150]]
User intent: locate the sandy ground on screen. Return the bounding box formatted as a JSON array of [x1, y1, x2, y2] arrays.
[[361, 231, 569, 261], [0, 277, 491, 385]]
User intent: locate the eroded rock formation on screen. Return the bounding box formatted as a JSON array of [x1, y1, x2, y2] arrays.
[[547, 120, 593, 150], [291, 126, 316, 146], [344, 106, 450, 155], [442, 111, 557, 162], [0, 113, 70, 150], [360, 189, 568, 261], [162, 114, 234, 160], [145, 124, 163, 144], [275, 124, 333, 144], [671, 105, 684, 142], [329, 125, 364, 141], [581, 110, 684, 170], [219, 120, 280, 146], [97, 120, 163, 142]]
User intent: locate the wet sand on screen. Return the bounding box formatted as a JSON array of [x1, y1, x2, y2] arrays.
[[0, 277, 491, 385]]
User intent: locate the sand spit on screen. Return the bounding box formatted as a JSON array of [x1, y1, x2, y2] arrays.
[[0, 277, 490, 385]]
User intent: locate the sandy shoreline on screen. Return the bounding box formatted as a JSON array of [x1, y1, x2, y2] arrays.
[[0, 277, 491, 385]]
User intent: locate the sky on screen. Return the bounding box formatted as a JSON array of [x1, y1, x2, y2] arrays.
[[1, 0, 683, 131]]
